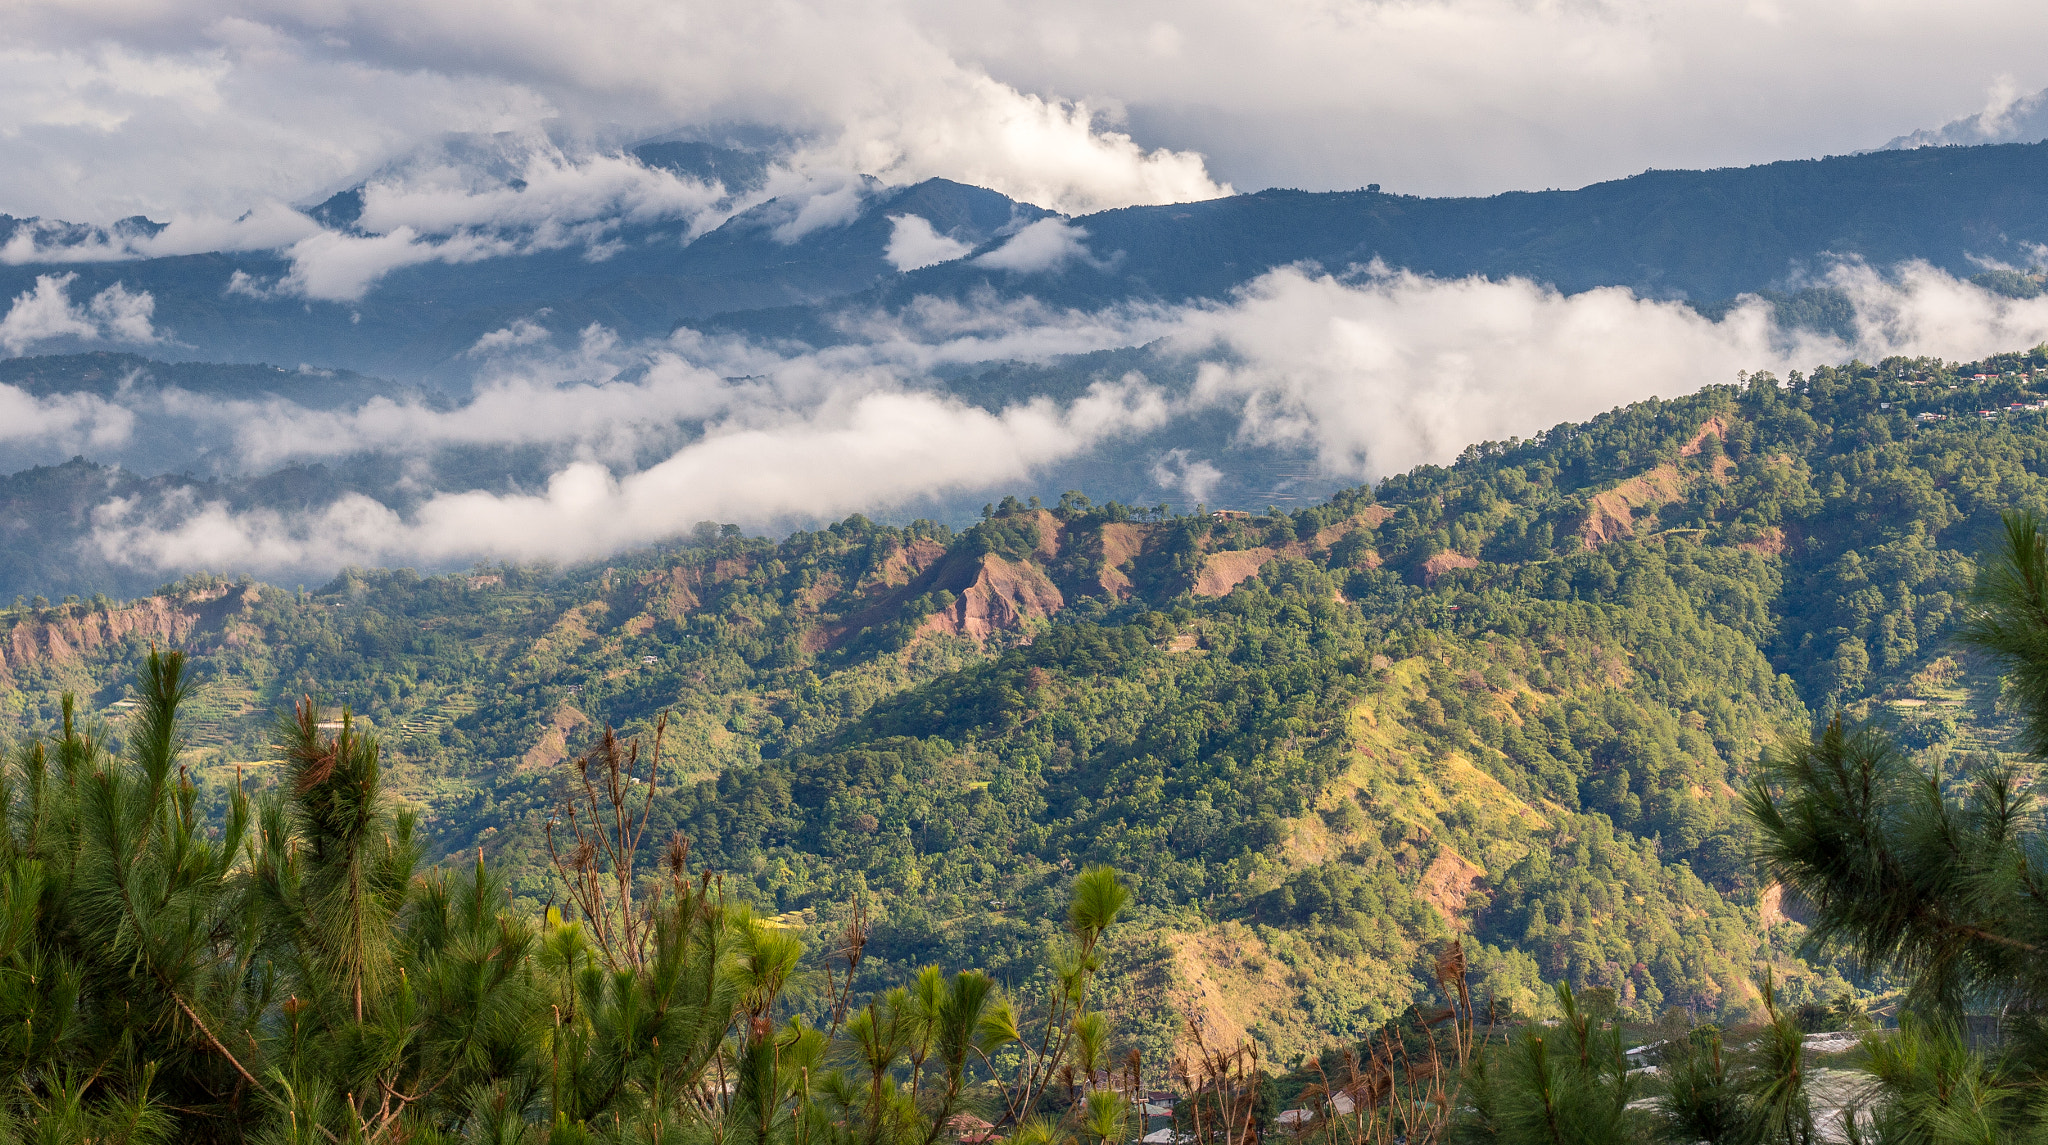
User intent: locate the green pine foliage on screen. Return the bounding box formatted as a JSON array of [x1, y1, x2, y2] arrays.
[[0, 659, 1141, 1141]]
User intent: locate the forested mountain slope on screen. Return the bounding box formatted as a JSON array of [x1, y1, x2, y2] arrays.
[[5, 347, 2048, 1063]]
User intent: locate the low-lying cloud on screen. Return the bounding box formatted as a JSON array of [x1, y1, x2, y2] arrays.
[[93, 379, 1170, 574], [0, 273, 159, 353], [884, 215, 973, 271], [1166, 259, 2048, 481], [975, 219, 1097, 274], [66, 256, 2048, 579], [0, 383, 134, 450], [9, 133, 745, 302], [1168, 267, 1819, 480]]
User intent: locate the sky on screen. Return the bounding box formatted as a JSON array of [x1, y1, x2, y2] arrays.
[[8, 0, 2048, 226]]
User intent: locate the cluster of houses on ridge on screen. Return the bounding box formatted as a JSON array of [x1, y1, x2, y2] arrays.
[[1912, 399, 2048, 423]]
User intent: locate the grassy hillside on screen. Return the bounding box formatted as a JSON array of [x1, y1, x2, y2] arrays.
[[7, 345, 2048, 1064]]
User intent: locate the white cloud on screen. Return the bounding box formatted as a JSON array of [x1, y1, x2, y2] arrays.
[[15, 0, 2048, 228], [764, 177, 871, 244], [247, 137, 740, 299], [223, 269, 274, 298], [0, 274, 99, 353], [884, 214, 973, 270], [1822, 258, 2048, 359], [1150, 447, 1222, 503], [468, 313, 554, 355], [88, 281, 158, 342], [0, 30, 553, 224], [92, 378, 1169, 573], [926, 0, 2048, 195], [823, 70, 1223, 211], [1159, 259, 2048, 482], [1167, 265, 1838, 480], [0, 383, 134, 449], [58, 253, 2048, 580], [0, 1, 1230, 235], [0, 273, 159, 353], [1885, 77, 2048, 149], [975, 218, 1095, 273], [276, 226, 511, 302]]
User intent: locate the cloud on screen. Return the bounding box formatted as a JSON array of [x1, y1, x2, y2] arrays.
[[1, 1, 1228, 236], [276, 226, 515, 302], [823, 70, 1222, 211], [223, 269, 274, 298], [884, 214, 973, 271], [975, 219, 1096, 273], [468, 313, 555, 356], [0, 383, 134, 449], [87, 281, 158, 342], [1884, 78, 2048, 149], [1163, 259, 2048, 482], [1167, 265, 1838, 480], [92, 378, 1170, 573], [63, 253, 2048, 580], [199, 308, 1163, 470], [210, 329, 744, 469], [932, 0, 2048, 195], [255, 136, 739, 299], [0, 274, 98, 352], [1150, 447, 1223, 504], [764, 177, 871, 244], [1822, 258, 2048, 359], [16, 0, 2048, 231], [1, 128, 736, 295], [0, 272, 159, 353]]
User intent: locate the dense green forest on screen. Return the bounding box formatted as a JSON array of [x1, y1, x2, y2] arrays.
[[7, 345, 2048, 1066]]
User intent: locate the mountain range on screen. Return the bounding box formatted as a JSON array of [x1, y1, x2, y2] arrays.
[[7, 140, 2048, 380]]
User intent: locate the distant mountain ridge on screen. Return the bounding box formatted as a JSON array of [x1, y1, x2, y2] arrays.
[[7, 142, 2048, 378], [876, 141, 2048, 311]]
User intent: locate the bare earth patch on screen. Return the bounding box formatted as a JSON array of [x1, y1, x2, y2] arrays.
[[1420, 551, 1479, 584], [520, 704, 590, 772], [1579, 464, 1688, 547], [1193, 548, 1278, 597], [1417, 847, 1486, 929]]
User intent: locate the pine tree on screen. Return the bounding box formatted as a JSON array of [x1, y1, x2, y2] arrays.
[[1744, 509, 2048, 1140], [1746, 512, 2048, 1021], [1, 648, 1146, 1145]]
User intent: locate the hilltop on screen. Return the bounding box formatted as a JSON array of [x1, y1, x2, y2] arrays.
[[6, 346, 2048, 1061]]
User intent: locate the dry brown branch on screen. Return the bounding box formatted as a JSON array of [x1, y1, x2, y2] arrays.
[[1281, 941, 1496, 1145], [544, 713, 673, 971], [823, 898, 870, 1039]]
